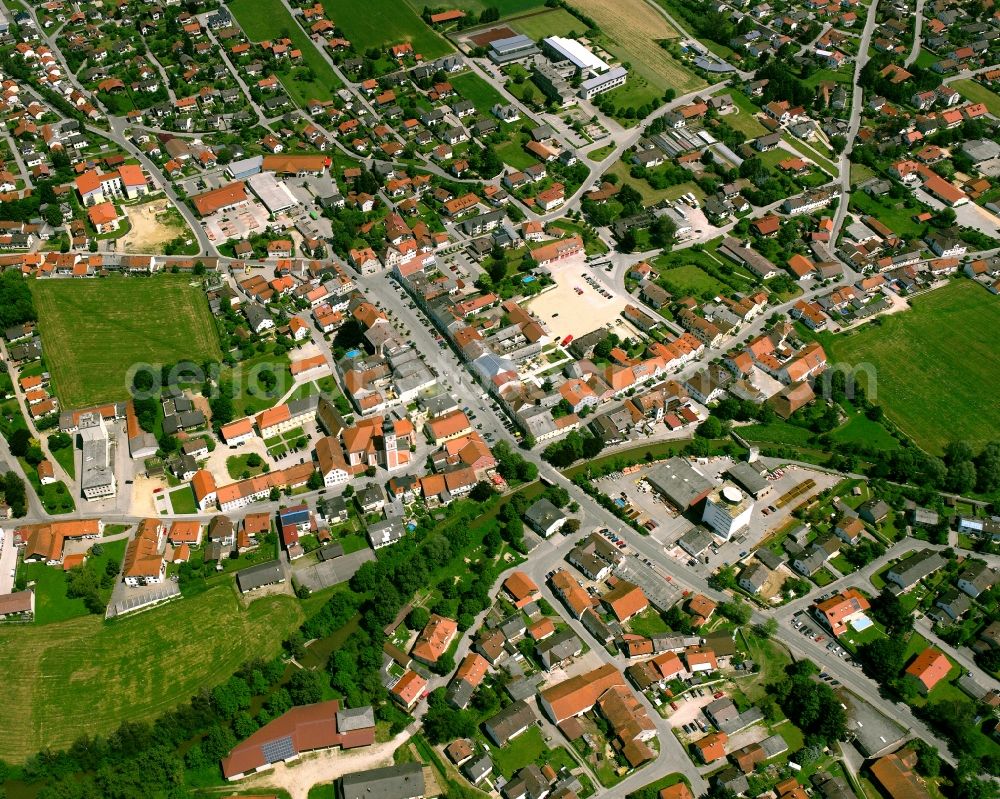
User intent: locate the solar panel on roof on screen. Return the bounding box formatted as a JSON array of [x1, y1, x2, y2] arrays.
[[261, 735, 296, 763]]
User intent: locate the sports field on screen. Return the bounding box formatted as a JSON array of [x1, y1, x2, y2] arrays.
[[229, 0, 342, 102], [572, 0, 704, 95], [0, 584, 303, 762], [951, 79, 1000, 117], [327, 0, 453, 58], [31, 276, 221, 409], [825, 280, 1000, 454]]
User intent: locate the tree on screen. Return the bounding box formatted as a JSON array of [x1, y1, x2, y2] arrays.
[[975, 441, 1000, 494], [469, 481, 496, 502], [307, 470, 323, 490], [857, 636, 906, 685], [287, 669, 326, 705], [407, 606, 430, 631], [719, 600, 751, 625], [754, 618, 778, 639], [7, 428, 31, 457], [909, 739, 941, 778], [869, 588, 912, 636]]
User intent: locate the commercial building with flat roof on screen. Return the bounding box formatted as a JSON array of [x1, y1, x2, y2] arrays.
[[488, 34, 539, 64], [580, 66, 628, 99], [646, 457, 715, 509], [247, 171, 300, 214], [543, 36, 609, 73]]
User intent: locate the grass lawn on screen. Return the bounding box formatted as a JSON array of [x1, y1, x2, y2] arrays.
[[738, 421, 816, 447], [449, 72, 510, 115], [49, 441, 75, 479], [495, 139, 538, 171], [847, 191, 929, 240], [825, 280, 1000, 453], [913, 49, 938, 69], [169, 484, 197, 514], [629, 608, 671, 637], [723, 91, 768, 138], [31, 276, 220, 409], [0, 582, 303, 762], [224, 347, 293, 418], [951, 79, 1000, 117], [488, 724, 547, 777], [601, 75, 664, 115], [588, 143, 616, 161], [654, 264, 729, 297], [513, 7, 583, 38], [802, 67, 853, 88], [229, 0, 343, 102], [20, 540, 127, 625], [829, 413, 899, 451], [226, 453, 266, 479], [320, 0, 452, 58], [850, 163, 877, 185]]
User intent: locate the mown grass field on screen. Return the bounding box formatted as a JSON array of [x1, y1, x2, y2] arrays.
[[31, 277, 221, 409], [512, 7, 585, 39], [0, 583, 303, 762], [325, 0, 453, 58], [229, 0, 343, 102], [721, 91, 769, 138], [951, 79, 1000, 117], [448, 72, 509, 115], [825, 280, 1000, 454]]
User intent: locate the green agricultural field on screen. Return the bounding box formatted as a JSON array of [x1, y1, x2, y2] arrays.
[[229, 0, 343, 102], [448, 72, 509, 115], [825, 280, 1000, 454], [0, 583, 303, 762], [31, 276, 220, 409], [513, 7, 585, 39], [325, 0, 453, 58], [951, 79, 1000, 117], [402, 0, 545, 15]]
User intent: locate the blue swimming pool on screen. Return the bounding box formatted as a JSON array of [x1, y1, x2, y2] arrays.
[[345, 348, 361, 358]]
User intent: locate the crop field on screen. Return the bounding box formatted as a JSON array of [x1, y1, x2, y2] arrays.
[[572, 0, 704, 95], [32, 277, 221, 409], [951, 79, 1000, 117], [326, 0, 453, 58], [0, 584, 303, 762], [825, 280, 1000, 454], [229, 0, 343, 102]]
